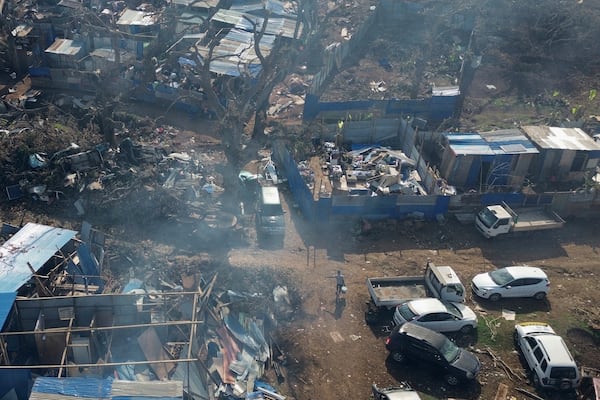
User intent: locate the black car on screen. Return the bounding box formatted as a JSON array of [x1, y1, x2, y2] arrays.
[[385, 322, 481, 386]]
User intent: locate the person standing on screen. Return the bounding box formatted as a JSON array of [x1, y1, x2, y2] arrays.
[[336, 270, 346, 296]]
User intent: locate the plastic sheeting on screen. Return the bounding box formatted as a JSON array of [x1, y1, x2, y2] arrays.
[[29, 377, 183, 399]]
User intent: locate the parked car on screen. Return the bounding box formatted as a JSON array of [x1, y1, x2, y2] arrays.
[[385, 322, 481, 386], [471, 266, 549, 301], [393, 298, 477, 333], [371, 383, 421, 400], [514, 322, 580, 391]]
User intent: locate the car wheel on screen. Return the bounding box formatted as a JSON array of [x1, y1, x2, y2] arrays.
[[489, 293, 501, 302], [533, 292, 547, 300], [460, 325, 474, 334], [559, 378, 572, 390], [444, 374, 460, 386], [391, 352, 405, 363], [532, 373, 542, 388], [513, 331, 519, 347]]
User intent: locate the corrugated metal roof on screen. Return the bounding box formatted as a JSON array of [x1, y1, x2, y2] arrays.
[[0, 223, 77, 292], [194, 28, 274, 77], [230, 0, 298, 17], [117, 9, 158, 26], [521, 125, 600, 151], [211, 9, 302, 38], [0, 291, 16, 330], [446, 130, 538, 156], [45, 38, 83, 56], [191, 0, 220, 8], [480, 128, 539, 155], [445, 133, 495, 156], [30, 377, 183, 399], [11, 24, 33, 38], [432, 86, 460, 96], [57, 0, 83, 9]]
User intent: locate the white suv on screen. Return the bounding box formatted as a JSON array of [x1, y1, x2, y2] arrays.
[[471, 266, 549, 301], [514, 322, 580, 391]]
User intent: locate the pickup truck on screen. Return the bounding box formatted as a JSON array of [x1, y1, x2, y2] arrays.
[[475, 202, 565, 238], [365, 262, 465, 325]]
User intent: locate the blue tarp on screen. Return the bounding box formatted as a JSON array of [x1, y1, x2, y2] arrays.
[[0, 223, 77, 292]]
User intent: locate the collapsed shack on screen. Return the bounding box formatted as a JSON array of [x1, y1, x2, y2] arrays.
[[0, 271, 292, 400]]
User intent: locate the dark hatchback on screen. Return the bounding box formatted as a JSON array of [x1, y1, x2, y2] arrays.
[[385, 322, 481, 386]]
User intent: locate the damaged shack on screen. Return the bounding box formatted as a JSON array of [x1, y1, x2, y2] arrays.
[[0, 224, 291, 400]]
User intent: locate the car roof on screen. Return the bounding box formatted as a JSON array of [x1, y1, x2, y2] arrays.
[[399, 322, 447, 349], [385, 390, 422, 400], [261, 186, 281, 204], [487, 204, 511, 219], [407, 298, 447, 314], [535, 335, 576, 365], [502, 266, 547, 279], [428, 265, 463, 285]]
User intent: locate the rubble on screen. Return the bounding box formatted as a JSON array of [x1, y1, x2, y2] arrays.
[[0, 222, 295, 400], [302, 143, 429, 197]]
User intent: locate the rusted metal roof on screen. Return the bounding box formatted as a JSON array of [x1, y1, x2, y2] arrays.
[[11, 24, 33, 38], [45, 38, 83, 56], [0, 223, 77, 292]]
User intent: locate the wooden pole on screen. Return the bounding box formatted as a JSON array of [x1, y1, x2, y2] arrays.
[[57, 317, 75, 378], [0, 320, 205, 337]]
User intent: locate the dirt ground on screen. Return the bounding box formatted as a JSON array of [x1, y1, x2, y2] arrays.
[[226, 192, 600, 400], [3, 3, 600, 400], [3, 168, 599, 400]]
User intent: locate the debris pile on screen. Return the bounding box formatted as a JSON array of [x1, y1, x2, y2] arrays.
[[0, 110, 236, 239], [0, 220, 294, 400], [304, 144, 427, 197]]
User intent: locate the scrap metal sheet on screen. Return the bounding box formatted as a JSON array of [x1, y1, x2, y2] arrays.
[[0, 223, 77, 292]]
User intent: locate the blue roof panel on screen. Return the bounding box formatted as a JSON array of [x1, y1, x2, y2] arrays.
[[0, 292, 16, 330], [0, 223, 77, 292], [31, 377, 111, 398], [445, 130, 538, 156]]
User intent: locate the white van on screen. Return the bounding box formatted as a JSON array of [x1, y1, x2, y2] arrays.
[[424, 262, 465, 303]]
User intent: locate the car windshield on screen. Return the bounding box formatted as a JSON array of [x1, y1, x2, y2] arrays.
[[478, 208, 498, 228], [489, 269, 514, 286], [442, 301, 462, 318], [550, 367, 577, 379], [439, 338, 461, 363], [262, 204, 283, 216], [398, 303, 418, 321]]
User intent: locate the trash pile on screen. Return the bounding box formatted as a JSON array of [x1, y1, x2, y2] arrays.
[[0, 111, 236, 239], [305, 144, 428, 197]]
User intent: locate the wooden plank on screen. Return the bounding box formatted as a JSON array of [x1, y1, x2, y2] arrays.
[[494, 383, 508, 400], [137, 327, 176, 381]]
